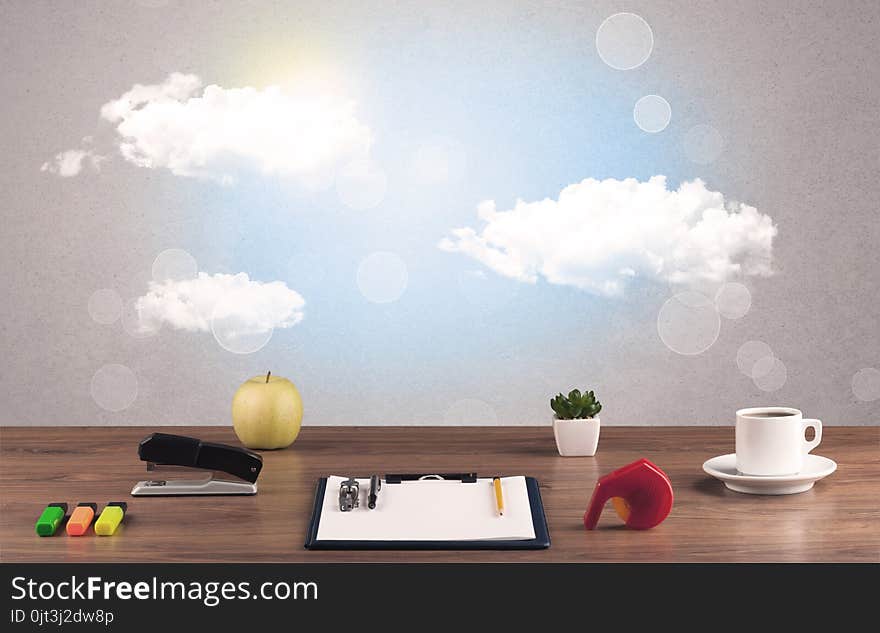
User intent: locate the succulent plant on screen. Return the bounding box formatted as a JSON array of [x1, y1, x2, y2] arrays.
[[550, 389, 602, 420]]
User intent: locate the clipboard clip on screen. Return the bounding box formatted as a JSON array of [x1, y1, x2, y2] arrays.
[[338, 478, 360, 512], [384, 472, 478, 484]]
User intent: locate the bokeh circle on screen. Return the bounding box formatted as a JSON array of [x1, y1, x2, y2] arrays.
[[356, 252, 409, 304], [88, 288, 123, 324], [752, 357, 788, 392], [412, 138, 467, 184], [736, 340, 775, 377], [211, 296, 274, 354], [596, 13, 654, 70], [633, 95, 671, 133], [91, 364, 138, 412], [657, 291, 721, 355], [152, 248, 197, 282], [852, 367, 880, 402], [715, 282, 752, 319], [121, 298, 161, 338]]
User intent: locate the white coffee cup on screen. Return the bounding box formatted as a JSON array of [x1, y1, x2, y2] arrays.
[[735, 407, 822, 476]]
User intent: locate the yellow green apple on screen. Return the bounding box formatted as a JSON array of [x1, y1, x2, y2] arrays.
[[232, 372, 303, 449]]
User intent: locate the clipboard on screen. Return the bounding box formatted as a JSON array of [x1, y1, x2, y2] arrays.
[[304, 474, 550, 550]]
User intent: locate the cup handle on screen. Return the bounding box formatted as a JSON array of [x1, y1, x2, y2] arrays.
[[802, 418, 822, 454]]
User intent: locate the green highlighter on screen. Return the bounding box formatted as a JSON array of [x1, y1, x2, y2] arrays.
[[35, 503, 68, 536]]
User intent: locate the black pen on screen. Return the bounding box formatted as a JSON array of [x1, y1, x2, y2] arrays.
[[368, 475, 381, 509]]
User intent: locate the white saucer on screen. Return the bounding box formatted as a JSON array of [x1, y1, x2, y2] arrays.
[[702, 454, 837, 495]]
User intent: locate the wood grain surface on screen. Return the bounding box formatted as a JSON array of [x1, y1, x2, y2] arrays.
[[1, 426, 877, 562]]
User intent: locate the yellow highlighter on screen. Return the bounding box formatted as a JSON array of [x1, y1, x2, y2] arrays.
[[493, 477, 504, 516], [94, 502, 127, 536]]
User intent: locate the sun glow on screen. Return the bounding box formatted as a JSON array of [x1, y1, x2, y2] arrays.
[[228, 41, 354, 100]]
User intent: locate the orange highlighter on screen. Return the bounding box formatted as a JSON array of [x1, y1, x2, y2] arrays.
[[66, 503, 97, 536]]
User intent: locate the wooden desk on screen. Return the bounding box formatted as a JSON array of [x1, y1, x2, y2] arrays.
[[1, 426, 877, 562]]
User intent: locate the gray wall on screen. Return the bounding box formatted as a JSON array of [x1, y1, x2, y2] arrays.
[[1, 0, 878, 426]]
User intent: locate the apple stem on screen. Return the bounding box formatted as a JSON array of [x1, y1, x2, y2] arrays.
[[266, 371, 271, 383]]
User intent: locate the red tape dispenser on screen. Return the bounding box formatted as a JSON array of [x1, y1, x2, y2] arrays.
[[584, 458, 673, 530]]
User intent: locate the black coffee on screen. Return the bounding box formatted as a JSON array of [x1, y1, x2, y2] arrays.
[[747, 411, 796, 418]]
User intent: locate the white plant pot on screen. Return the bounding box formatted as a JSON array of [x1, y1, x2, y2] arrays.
[[553, 417, 600, 457]]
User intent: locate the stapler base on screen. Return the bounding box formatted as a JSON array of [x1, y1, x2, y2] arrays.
[[131, 478, 258, 496]]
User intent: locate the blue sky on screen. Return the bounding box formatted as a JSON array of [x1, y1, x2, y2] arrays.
[[33, 5, 792, 423], [171, 20, 699, 385], [9, 1, 878, 426]]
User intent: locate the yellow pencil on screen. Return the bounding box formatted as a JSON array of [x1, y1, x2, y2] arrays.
[[493, 477, 504, 516]]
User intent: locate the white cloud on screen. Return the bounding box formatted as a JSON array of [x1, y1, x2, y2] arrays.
[[439, 176, 777, 296], [41, 149, 103, 177], [135, 272, 305, 336], [97, 72, 372, 185]]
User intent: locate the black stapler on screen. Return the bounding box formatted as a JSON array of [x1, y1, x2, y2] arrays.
[[131, 433, 263, 496]]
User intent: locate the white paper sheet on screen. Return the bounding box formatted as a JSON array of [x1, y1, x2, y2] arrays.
[[315, 476, 537, 542]]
